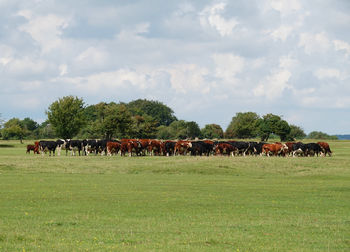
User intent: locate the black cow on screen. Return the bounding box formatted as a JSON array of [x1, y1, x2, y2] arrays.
[[39, 140, 57, 156], [66, 140, 83, 156], [248, 142, 266, 156], [228, 141, 250, 156], [292, 142, 307, 157], [82, 139, 98, 155], [164, 141, 176, 156], [305, 143, 322, 157], [56, 139, 69, 156]]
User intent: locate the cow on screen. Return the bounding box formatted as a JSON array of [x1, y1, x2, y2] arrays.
[[317, 142, 332, 157], [138, 139, 151, 156], [120, 139, 141, 157], [148, 140, 163, 156], [213, 142, 236, 156], [284, 142, 295, 156], [26, 144, 40, 154], [106, 141, 121, 156], [292, 142, 307, 157], [262, 143, 288, 157], [174, 140, 192, 156], [82, 139, 98, 155], [56, 139, 69, 156], [228, 141, 250, 156], [39, 140, 57, 156], [66, 140, 83, 156], [305, 143, 322, 157], [164, 141, 176, 156]]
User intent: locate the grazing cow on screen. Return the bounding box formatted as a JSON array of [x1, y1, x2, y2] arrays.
[[164, 141, 176, 156], [317, 142, 332, 157], [201, 140, 215, 156], [120, 139, 141, 157], [138, 139, 151, 156], [305, 143, 322, 157], [174, 140, 192, 155], [66, 140, 83, 156], [26, 144, 40, 154], [148, 140, 163, 156], [106, 141, 121, 156], [39, 140, 57, 156], [82, 139, 98, 155], [262, 143, 288, 156], [56, 139, 68, 156], [292, 142, 307, 157], [228, 141, 250, 156], [214, 142, 236, 156], [284, 142, 295, 156], [96, 139, 109, 155]]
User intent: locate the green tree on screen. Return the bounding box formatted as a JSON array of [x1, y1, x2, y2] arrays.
[[130, 115, 158, 139], [288, 125, 306, 140], [225, 112, 260, 139], [1, 118, 26, 143], [307, 131, 338, 140], [257, 113, 291, 141], [156, 125, 173, 139], [127, 99, 177, 126], [201, 124, 224, 139], [46, 96, 86, 139]]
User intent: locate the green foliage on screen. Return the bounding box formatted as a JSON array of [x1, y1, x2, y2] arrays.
[[46, 96, 86, 139], [307, 131, 338, 140], [201, 124, 224, 139], [257, 113, 291, 141], [155, 120, 201, 139], [225, 112, 260, 138], [288, 124, 306, 140], [130, 115, 158, 139], [126, 99, 177, 126], [1, 118, 26, 141]]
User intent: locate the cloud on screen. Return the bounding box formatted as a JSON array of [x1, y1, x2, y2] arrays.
[[18, 11, 70, 53], [199, 2, 238, 36], [314, 68, 341, 80], [298, 32, 331, 54], [333, 39, 350, 57]]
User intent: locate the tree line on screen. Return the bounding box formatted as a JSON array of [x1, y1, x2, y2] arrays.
[[0, 96, 338, 142]]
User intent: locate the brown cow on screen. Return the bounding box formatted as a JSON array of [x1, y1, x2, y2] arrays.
[[262, 143, 288, 157], [138, 139, 151, 155], [317, 142, 332, 157], [214, 142, 236, 156], [284, 142, 295, 156], [120, 139, 141, 157], [26, 144, 40, 154], [174, 140, 192, 155], [148, 140, 163, 156], [106, 141, 121, 156]]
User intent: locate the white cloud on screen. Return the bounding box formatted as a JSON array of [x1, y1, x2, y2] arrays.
[[267, 0, 302, 16], [298, 32, 331, 54], [267, 25, 293, 41], [314, 68, 341, 80], [253, 69, 291, 99], [199, 2, 238, 36], [18, 12, 70, 53], [212, 53, 245, 82], [333, 39, 350, 58]]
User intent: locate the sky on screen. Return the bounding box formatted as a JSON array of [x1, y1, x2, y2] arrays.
[[0, 0, 350, 134]]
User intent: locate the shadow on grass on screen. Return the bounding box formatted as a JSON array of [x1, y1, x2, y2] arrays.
[[0, 144, 15, 148]]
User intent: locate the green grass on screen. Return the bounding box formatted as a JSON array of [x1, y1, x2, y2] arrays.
[[0, 140, 349, 251]]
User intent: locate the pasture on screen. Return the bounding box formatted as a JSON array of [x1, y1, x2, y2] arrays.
[[0, 140, 349, 251]]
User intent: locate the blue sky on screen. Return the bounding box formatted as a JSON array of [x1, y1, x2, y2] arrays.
[[1, 0, 350, 134]]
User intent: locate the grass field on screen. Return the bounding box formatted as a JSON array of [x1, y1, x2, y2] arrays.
[[0, 140, 349, 251]]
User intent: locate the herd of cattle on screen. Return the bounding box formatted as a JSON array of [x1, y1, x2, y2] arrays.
[[26, 139, 333, 157]]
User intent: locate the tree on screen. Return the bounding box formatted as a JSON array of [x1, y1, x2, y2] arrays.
[[257, 113, 291, 141], [130, 115, 158, 139], [288, 125, 306, 140], [225, 112, 260, 139], [46, 96, 86, 139], [201, 124, 224, 139], [1, 118, 26, 143], [127, 99, 177, 126], [307, 131, 338, 140]]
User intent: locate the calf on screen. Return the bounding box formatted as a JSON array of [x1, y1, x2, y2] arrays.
[[26, 144, 40, 154], [317, 142, 332, 157], [39, 140, 57, 156], [106, 141, 121, 156]]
